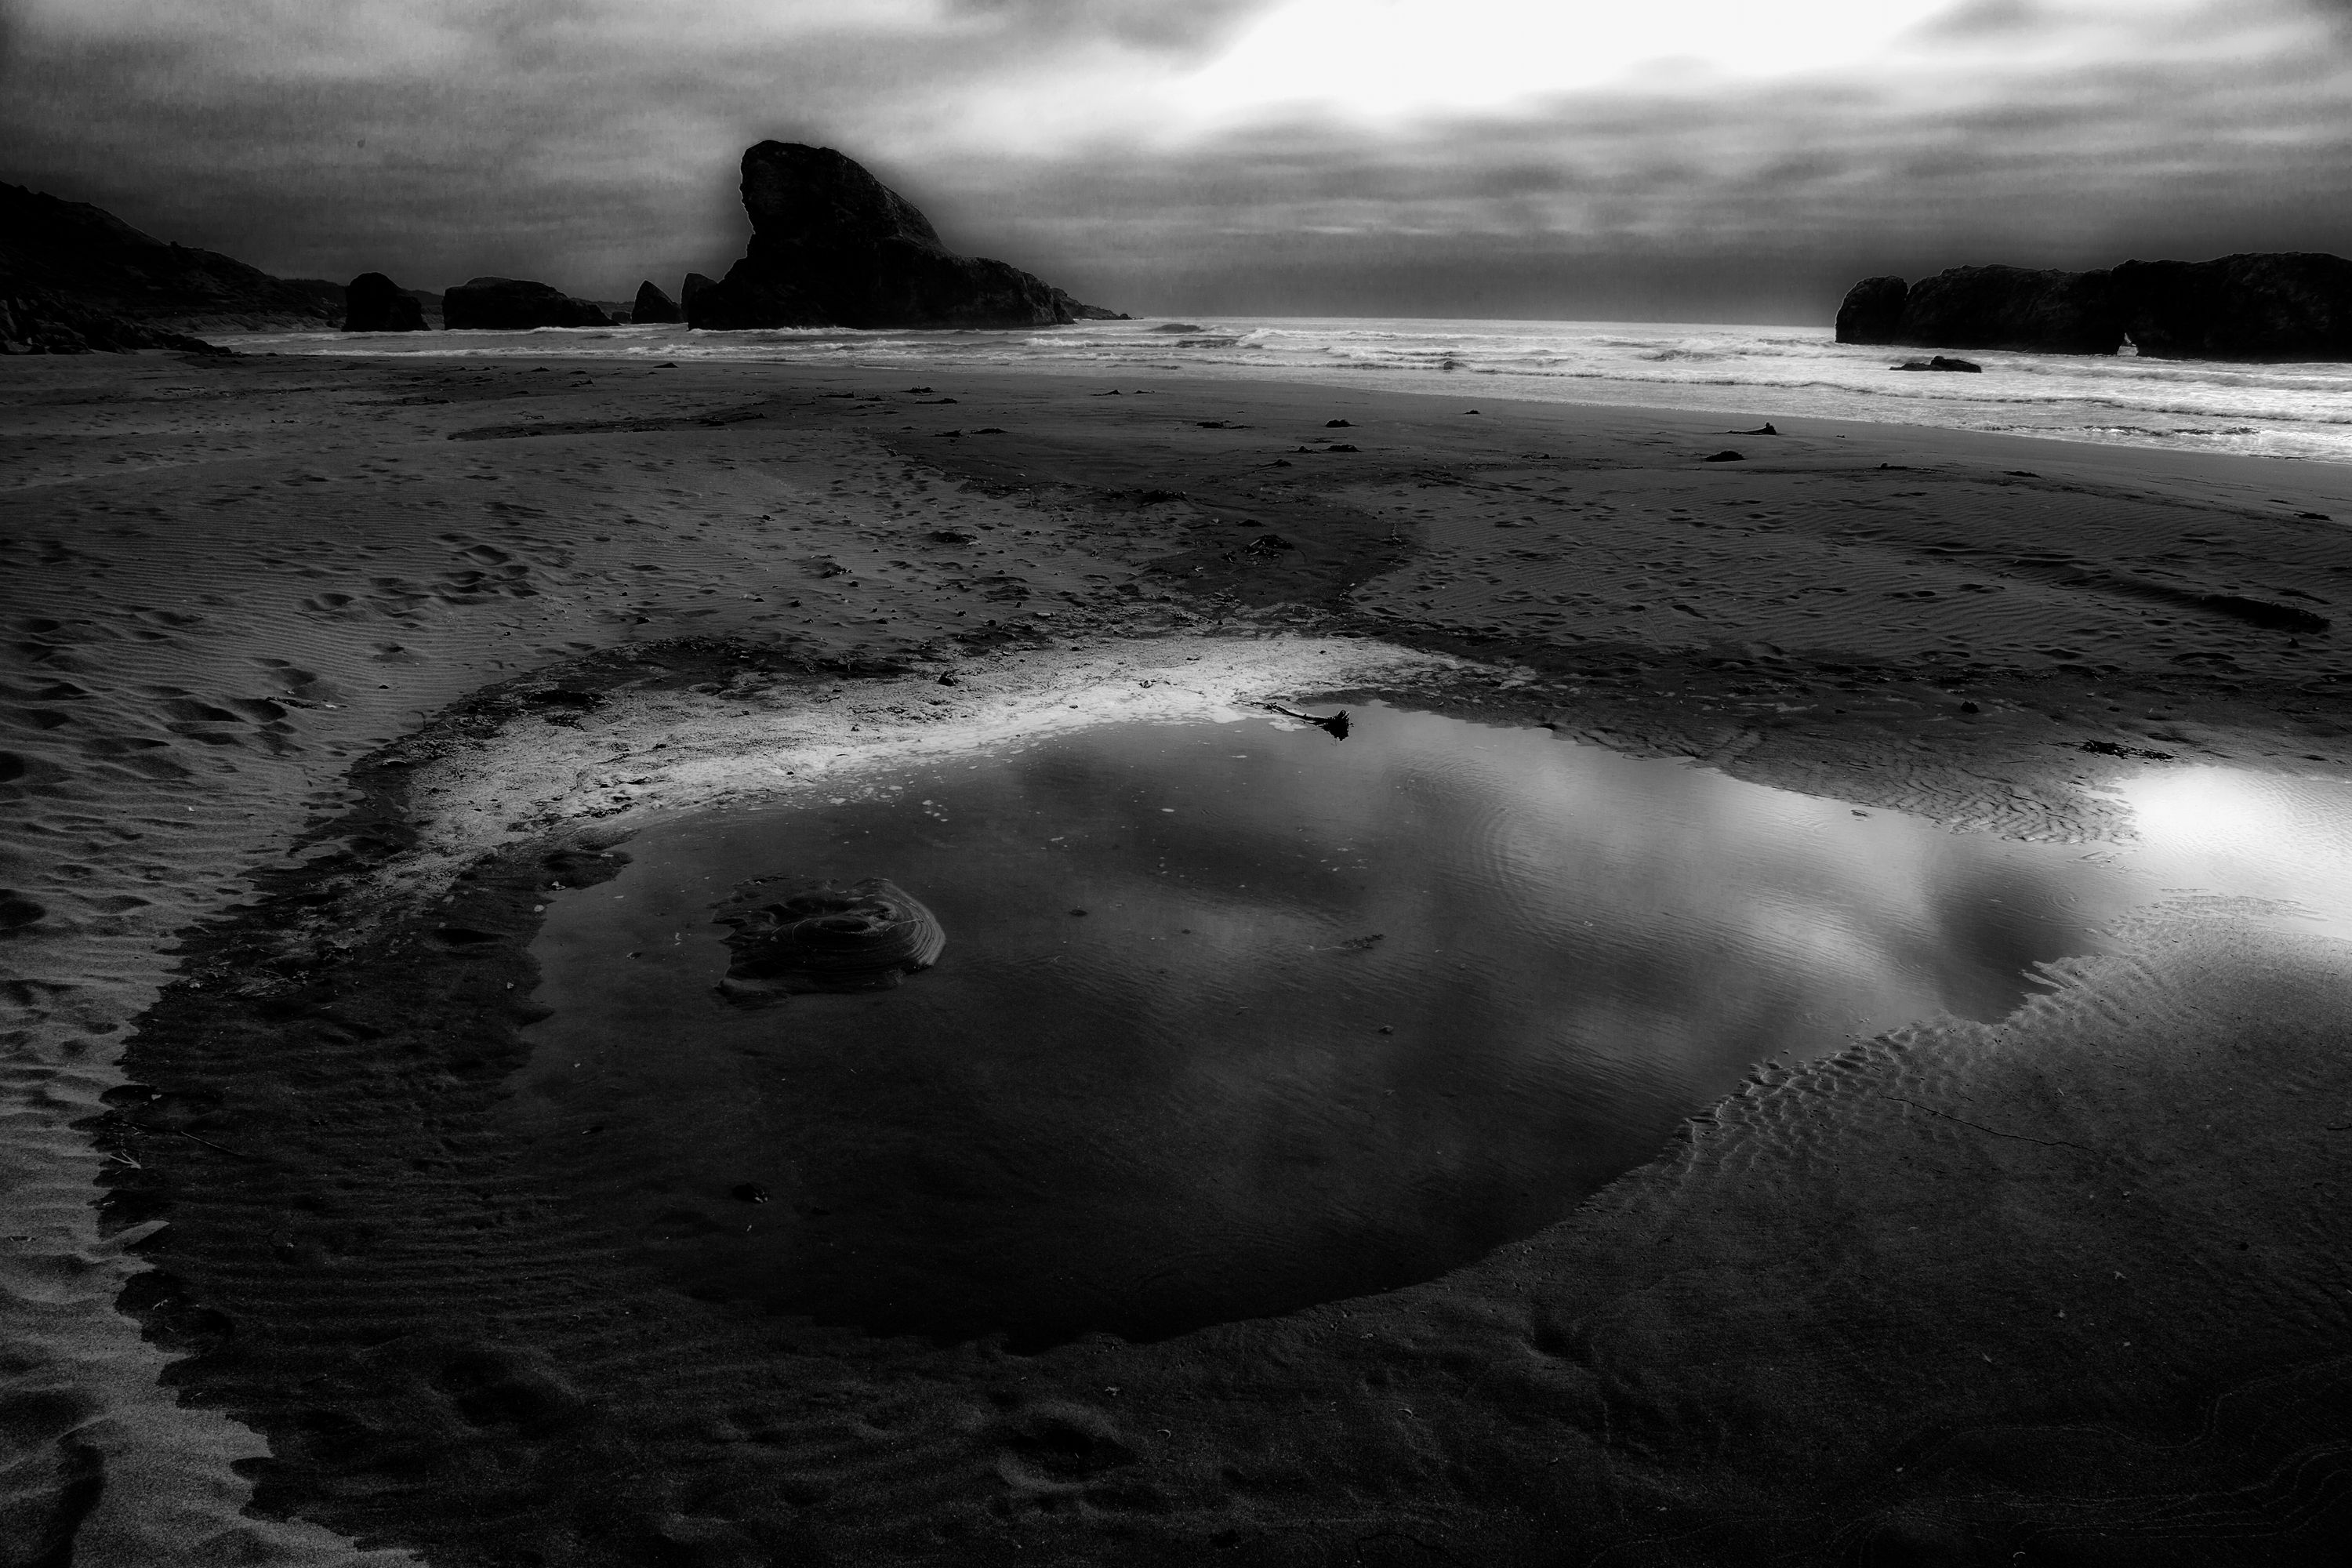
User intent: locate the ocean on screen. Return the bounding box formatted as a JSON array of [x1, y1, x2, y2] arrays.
[[230, 315, 2352, 465]]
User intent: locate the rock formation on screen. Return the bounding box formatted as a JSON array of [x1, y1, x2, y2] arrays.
[[0, 181, 337, 332], [1833, 277, 1907, 345], [2107, 254, 2352, 361], [1836, 252, 2352, 360], [688, 142, 1121, 329], [0, 289, 228, 355], [631, 280, 682, 324], [441, 277, 612, 330], [713, 877, 946, 1002], [342, 272, 429, 332], [680, 273, 718, 316], [1896, 265, 2122, 356]]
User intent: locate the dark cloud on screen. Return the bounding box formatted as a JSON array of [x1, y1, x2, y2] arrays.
[[0, 0, 2345, 320], [1911, 0, 2049, 41], [943, 0, 1276, 53]]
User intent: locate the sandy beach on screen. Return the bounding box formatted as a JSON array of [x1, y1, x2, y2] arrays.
[[7, 347, 2352, 1565]]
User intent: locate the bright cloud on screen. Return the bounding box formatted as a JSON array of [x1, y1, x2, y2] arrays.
[[1171, 0, 1957, 122]]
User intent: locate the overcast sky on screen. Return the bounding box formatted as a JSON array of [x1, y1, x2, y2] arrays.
[[3, 0, 2348, 321]]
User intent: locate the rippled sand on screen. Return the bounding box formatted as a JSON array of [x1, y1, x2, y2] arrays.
[[6, 348, 2352, 1565]]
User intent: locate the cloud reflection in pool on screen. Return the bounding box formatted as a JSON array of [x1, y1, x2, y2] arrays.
[[510, 703, 2305, 1346]]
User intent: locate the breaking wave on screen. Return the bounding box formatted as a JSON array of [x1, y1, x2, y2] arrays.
[[230, 314, 2352, 463]]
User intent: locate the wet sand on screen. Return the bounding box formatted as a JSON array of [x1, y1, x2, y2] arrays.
[[5, 348, 2352, 1565]]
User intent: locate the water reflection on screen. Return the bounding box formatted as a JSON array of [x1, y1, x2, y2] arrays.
[[509, 706, 2310, 1346]]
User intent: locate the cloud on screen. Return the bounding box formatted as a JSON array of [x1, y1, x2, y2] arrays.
[[942, 0, 1275, 53], [0, 0, 2344, 319]]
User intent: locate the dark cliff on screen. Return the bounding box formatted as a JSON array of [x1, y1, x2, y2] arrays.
[[688, 143, 1120, 330], [0, 182, 336, 332], [1836, 252, 2352, 361]]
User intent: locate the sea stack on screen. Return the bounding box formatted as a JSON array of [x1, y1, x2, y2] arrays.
[[1835, 252, 2352, 359], [342, 272, 428, 332], [2107, 253, 2352, 360], [1833, 276, 1907, 345], [631, 280, 681, 324], [442, 277, 612, 330], [688, 142, 1120, 330], [679, 273, 717, 316]]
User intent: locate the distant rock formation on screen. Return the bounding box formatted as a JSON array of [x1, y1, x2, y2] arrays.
[[278, 277, 354, 318], [441, 277, 612, 330], [1894, 266, 2121, 356], [1832, 277, 1906, 345], [688, 142, 1122, 329], [343, 272, 428, 332], [1836, 252, 2352, 359], [680, 273, 717, 316], [0, 289, 229, 355], [0, 182, 337, 332], [632, 280, 682, 324], [2107, 254, 2352, 360], [1894, 355, 1982, 372]]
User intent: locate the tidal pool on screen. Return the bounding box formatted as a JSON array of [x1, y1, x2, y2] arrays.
[[510, 702, 2352, 1347]]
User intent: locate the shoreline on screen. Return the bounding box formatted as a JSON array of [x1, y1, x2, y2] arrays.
[[207, 315, 2352, 468], [7, 350, 2352, 1564]]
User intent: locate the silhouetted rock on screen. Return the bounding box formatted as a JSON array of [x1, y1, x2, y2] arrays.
[[441, 277, 612, 330], [278, 277, 351, 317], [0, 288, 228, 355], [688, 142, 1120, 329], [1834, 276, 1907, 344], [1893, 265, 2122, 355], [343, 272, 428, 332], [1894, 355, 1982, 372], [680, 273, 718, 315], [0, 181, 336, 332], [1835, 251, 2352, 359], [632, 280, 681, 324], [1053, 289, 1127, 322], [2108, 253, 2352, 361]]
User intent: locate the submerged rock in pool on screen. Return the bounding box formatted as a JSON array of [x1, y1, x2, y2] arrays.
[[714, 877, 945, 1001]]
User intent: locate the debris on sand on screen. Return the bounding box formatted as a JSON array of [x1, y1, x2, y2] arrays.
[[1265, 702, 1351, 739], [713, 876, 945, 1002]]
